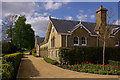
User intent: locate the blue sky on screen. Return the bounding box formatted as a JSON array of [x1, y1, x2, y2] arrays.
[[2, 2, 120, 37], [35, 2, 118, 22]]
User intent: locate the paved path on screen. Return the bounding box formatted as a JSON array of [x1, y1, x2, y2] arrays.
[[17, 54, 119, 79]]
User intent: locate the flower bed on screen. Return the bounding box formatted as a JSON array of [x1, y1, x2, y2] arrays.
[[57, 61, 120, 75]]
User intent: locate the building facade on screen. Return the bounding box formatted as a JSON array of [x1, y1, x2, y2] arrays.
[[39, 6, 120, 61]]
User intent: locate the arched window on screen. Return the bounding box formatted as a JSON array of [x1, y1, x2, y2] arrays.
[[115, 38, 119, 47], [82, 37, 87, 46], [74, 37, 79, 46]]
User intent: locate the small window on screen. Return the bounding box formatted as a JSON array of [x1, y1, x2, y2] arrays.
[[56, 50, 59, 57], [53, 51, 55, 56], [74, 37, 79, 46], [82, 37, 87, 46], [115, 38, 119, 47]]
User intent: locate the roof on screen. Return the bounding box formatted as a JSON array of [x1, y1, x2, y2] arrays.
[[50, 18, 120, 35], [36, 37, 45, 45]]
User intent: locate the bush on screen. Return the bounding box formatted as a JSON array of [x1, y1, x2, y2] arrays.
[[2, 53, 23, 80], [108, 60, 120, 67], [44, 58, 58, 65], [59, 47, 120, 65], [99, 70, 106, 75], [2, 62, 14, 80], [2, 41, 18, 55]]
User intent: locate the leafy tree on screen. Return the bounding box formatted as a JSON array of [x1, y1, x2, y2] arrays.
[[13, 16, 35, 50], [36, 35, 40, 37]]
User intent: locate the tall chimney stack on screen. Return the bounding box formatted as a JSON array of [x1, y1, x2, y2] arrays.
[[94, 5, 108, 34]]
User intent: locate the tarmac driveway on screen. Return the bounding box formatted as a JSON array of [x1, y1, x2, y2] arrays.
[[17, 54, 119, 79]]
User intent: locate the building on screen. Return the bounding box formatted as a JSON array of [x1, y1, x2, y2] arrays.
[[39, 5, 120, 61], [35, 37, 44, 56]]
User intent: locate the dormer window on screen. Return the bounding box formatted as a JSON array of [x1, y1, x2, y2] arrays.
[[115, 38, 119, 47], [82, 37, 87, 46], [74, 37, 79, 46]]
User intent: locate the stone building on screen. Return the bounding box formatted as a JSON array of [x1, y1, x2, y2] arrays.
[[35, 37, 44, 56], [39, 5, 120, 61]]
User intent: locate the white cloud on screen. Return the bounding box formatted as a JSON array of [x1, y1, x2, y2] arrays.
[[2, 2, 49, 37], [44, 2, 62, 10], [79, 10, 84, 13], [2, 2, 40, 17], [88, 9, 93, 13], [76, 14, 88, 21], [26, 15, 49, 37], [90, 15, 95, 19], [115, 19, 120, 25], [65, 16, 73, 20]]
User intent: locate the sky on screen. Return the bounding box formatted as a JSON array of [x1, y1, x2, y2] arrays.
[[1, 1, 120, 37]]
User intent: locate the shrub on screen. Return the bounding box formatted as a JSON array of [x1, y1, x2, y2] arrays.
[[59, 47, 120, 65], [32, 52, 37, 57], [2, 53, 23, 80], [44, 58, 58, 65], [108, 60, 120, 67], [94, 71, 99, 74], [2, 41, 18, 55], [99, 70, 106, 75], [2, 62, 14, 80]]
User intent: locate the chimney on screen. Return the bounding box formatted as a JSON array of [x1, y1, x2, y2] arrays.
[[94, 5, 108, 34]]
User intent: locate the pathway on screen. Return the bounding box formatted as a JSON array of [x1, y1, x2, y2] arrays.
[[17, 54, 119, 79]]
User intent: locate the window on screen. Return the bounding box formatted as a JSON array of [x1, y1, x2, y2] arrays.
[[51, 36, 55, 48], [74, 37, 79, 46], [115, 38, 119, 47], [82, 37, 87, 46], [53, 51, 55, 57], [56, 50, 59, 57]]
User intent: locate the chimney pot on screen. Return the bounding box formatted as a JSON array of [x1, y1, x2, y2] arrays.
[[100, 5, 103, 8]]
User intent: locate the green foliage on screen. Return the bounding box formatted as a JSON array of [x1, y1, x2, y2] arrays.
[[58, 62, 120, 75], [2, 53, 23, 80], [59, 47, 120, 65], [12, 16, 35, 51], [44, 58, 58, 65], [2, 62, 14, 80], [108, 60, 120, 67], [2, 41, 18, 55]]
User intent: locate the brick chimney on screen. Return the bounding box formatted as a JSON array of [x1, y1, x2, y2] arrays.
[[94, 5, 108, 34]]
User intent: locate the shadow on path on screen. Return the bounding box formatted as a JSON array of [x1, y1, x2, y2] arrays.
[[17, 57, 40, 79]]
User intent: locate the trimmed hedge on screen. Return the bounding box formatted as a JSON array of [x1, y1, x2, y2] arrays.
[[44, 58, 58, 65], [59, 47, 120, 65], [2, 53, 23, 80]]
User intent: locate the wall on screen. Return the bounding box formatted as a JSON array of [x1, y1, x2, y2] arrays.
[[62, 26, 97, 48]]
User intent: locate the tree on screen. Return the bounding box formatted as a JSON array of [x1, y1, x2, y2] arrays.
[[2, 14, 17, 42], [97, 8, 116, 70], [13, 16, 35, 50]]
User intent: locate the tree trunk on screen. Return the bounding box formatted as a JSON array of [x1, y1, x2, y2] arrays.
[[103, 40, 106, 70]]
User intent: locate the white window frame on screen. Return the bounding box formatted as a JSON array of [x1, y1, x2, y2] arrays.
[[74, 37, 79, 46], [115, 38, 119, 47], [82, 37, 87, 46]]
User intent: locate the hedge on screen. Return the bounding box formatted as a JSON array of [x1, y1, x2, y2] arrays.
[[59, 47, 120, 65], [2, 53, 23, 80], [44, 58, 58, 65]]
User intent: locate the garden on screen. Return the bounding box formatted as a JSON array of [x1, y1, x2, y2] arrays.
[[57, 61, 120, 75], [44, 47, 120, 75]]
